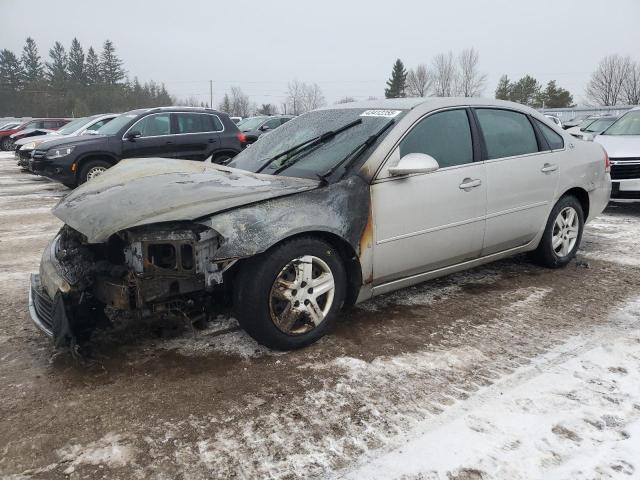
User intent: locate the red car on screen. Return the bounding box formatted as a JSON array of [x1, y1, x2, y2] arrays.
[[0, 118, 70, 151]]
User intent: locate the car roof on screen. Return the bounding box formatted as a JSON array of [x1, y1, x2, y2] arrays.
[[324, 97, 539, 114], [122, 107, 226, 116]]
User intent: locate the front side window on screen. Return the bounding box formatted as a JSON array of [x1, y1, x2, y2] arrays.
[[475, 109, 538, 160], [133, 114, 171, 137], [603, 110, 640, 136], [176, 113, 220, 134], [399, 109, 473, 168], [534, 119, 564, 150], [262, 118, 281, 130]]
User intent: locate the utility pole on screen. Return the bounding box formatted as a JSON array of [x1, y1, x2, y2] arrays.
[[209, 80, 213, 109]]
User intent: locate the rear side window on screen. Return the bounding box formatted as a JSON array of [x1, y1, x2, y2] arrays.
[[399, 109, 473, 168], [177, 113, 217, 134], [534, 119, 564, 150], [209, 115, 224, 132], [475, 109, 538, 159]]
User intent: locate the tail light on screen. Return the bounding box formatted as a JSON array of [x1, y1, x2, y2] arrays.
[[237, 132, 247, 144], [601, 145, 611, 173]]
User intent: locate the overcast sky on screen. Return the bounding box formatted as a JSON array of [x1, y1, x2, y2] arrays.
[[3, 0, 640, 108]]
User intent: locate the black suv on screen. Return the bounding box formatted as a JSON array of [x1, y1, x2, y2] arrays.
[[30, 107, 246, 187]]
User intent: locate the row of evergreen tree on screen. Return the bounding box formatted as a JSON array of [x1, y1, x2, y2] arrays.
[[0, 38, 173, 117]]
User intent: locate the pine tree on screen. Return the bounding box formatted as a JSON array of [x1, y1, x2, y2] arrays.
[[218, 93, 232, 113], [100, 40, 125, 85], [508, 75, 542, 107], [539, 80, 574, 108], [495, 75, 511, 100], [68, 38, 86, 85], [46, 41, 68, 89], [85, 47, 101, 85], [0, 49, 25, 90], [385, 59, 407, 98], [21, 37, 44, 84]]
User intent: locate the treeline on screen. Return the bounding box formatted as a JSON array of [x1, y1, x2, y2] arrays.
[[495, 75, 573, 108], [0, 37, 172, 117]]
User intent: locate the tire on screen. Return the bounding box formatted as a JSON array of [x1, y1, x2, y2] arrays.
[[532, 195, 584, 268], [212, 153, 232, 165], [233, 237, 347, 350], [1, 137, 13, 151], [78, 159, 112, 185]]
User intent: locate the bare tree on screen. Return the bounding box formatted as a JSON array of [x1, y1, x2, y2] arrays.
[[286, 80, 305, 115], [586, 54, 632, 106], [286, 80, 326, 114], [456, 48, 487, 97], [229, 86, 250, 117], [623, 61, 640, 105], [406, 64, 431, 97], [431, 52, 458, 97]]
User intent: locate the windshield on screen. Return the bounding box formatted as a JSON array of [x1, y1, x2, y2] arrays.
[[578, 118, 597, 131], [229, 108, 405, 180], [237, 117, 267, 131], [584, 118, 616, 133], [95, 113, 136, 136], [603, 111, 640, 136], [57, 117, 88, 135]]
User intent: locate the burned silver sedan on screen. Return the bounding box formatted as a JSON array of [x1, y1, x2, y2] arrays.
[[29, 98, 611, 350]]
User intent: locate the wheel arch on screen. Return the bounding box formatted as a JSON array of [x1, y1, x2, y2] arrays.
[[560, 186, 590, 219], [228, 230, 363, 309], [75, 153, 119, 178]]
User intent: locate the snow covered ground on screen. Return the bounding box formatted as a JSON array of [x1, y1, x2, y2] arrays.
[[1, 151, 640, 480]]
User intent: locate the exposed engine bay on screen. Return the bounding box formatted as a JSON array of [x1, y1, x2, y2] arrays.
[[34, 223, 237, 347]]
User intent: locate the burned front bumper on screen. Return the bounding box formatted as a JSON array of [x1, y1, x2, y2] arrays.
[[27, 236, 76, 344]]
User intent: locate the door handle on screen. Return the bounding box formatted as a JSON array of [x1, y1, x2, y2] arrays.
[[541, 163, 558, 173], [165, 141, 174, 145], [208, 138, 217, 143], [459, 178, 482, 190]]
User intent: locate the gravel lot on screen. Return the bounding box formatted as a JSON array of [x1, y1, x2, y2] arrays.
[[1, 151, 639, 480]]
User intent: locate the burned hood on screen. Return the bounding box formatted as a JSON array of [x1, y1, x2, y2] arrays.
[[53, 157, 320, 243]]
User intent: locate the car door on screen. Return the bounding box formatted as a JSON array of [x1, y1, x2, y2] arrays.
[[371, 108, 487, 285], [474, 108, 560, 256], [173, 113, 221, 160], [121, 113, 175, 159]]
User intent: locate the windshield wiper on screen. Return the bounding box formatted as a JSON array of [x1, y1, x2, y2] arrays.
[[255, 119, 362, 175], [318, 119, 395, 184]]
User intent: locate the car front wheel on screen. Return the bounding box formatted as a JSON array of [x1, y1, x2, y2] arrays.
[[78, 159, 112, 184], [532, 195, 584, 268], [233, 237, 346, 350], [1, 137, 13, 151]]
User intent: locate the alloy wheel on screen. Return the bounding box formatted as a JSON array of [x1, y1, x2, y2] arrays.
[[552, 206, 579, 257], [85, 166, 107, 181], [269, 255, 336, 335]]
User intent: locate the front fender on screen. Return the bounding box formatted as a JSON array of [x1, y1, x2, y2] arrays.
[[201, 175, 371, 261]]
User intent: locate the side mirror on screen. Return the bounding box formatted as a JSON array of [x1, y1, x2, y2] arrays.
[[125, 131, 142, 141], [388, 153, 440, 176], [259, 125, 271, 132]]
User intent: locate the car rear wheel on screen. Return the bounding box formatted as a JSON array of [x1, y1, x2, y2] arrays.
[[233, 237, 346, 350], [79, 160, 111, 184], [532, 195, 584, 268]]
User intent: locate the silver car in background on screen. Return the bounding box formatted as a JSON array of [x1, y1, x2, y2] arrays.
[[595, 107, 640, 200], [29, 98, 611, 351]]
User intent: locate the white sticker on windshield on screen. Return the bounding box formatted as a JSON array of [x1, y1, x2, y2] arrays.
[[360, 110, 402, 118]]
